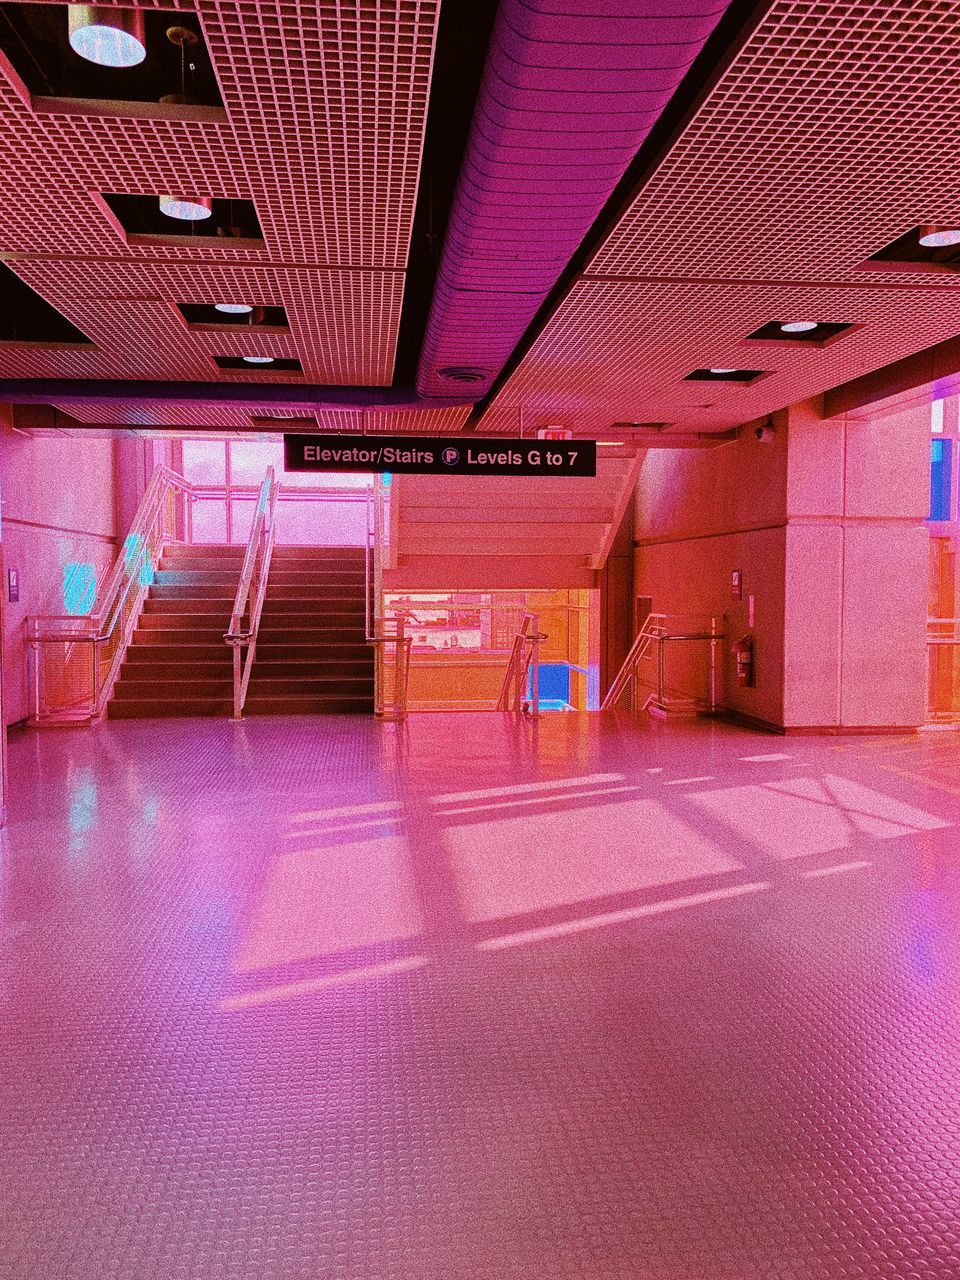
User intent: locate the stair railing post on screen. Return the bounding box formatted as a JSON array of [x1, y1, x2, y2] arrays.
[[529, 614, 541, 719]]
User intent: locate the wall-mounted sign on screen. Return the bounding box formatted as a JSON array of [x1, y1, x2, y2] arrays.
[[284, 434, 596, 477], [537, 427, 572, 440], [731, 569, 742, 600], [7, 568, 18, 603]]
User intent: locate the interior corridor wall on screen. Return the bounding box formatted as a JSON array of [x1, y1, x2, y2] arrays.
[[632, 424, 789, 725], [783, 399, 928, 729], [0, 416, 122, 724], [633, 399, 930, 730]]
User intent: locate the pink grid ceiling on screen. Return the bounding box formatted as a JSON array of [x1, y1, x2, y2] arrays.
[[484, 0, 960, 435], [0, 0, 440, 387]]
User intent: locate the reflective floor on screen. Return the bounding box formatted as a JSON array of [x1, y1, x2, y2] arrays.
[[3, 714, 960, 1279]]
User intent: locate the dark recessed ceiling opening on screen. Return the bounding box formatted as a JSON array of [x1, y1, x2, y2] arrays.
[[0, 4, 223, 113], [746, 320, 852, 346], [213, 356, 302, 373], [684, 368, 765, 384], [178, 303, 288, 330], [0, 261, 91, 343], [251, 415, 318, 430], [865, 225, 960, 274], [102, 193, 262, 246]]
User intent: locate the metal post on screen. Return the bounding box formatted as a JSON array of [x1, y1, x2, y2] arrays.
[[657, 635, 665, 709], [709, 616, 719, 713], [530, 627, 540, 719]]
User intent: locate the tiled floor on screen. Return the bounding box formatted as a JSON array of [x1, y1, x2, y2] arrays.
[[3, 713, 960, 1279]]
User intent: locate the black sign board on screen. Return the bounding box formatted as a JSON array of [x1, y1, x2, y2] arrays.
[[283, 434, 596, 478]]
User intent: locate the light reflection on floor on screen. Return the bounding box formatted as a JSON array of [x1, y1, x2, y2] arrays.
[[3, 713, 960, 1279]]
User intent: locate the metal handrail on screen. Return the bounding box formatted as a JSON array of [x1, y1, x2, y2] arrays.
[[369, 615, 412, 719], [497, 612, 545, 716], [26, 464, 195, 723], [602, 612, 724, 714], [364, 477, 411, 719], [225, 467, 278, 718]]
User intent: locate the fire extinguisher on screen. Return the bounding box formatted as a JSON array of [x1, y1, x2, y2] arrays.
[[734, 634, 754, 687]]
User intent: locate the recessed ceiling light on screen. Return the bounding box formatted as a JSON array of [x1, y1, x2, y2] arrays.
[[919, 229, 960, 248], [158, 195, 213, 221], [242, 355, 274, 364], [709, 367, 737, 374], [214, 303, 253, 315], [780, 321, 818, 333], [68, 5, 146, 68]]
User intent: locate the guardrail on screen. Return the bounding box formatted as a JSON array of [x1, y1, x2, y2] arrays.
[[225, 468, 278, 718], [602, 612, 724, 715], [497, 613, 546, 716], [26, 465, 193, 724]]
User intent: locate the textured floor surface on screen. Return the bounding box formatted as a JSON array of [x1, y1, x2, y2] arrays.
[[3, 714, 960, 1279]]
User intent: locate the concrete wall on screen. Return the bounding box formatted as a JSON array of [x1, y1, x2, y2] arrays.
[[632, 400, 930, 731], [783, 399, 929, 730], [633, 422, 789, 725], [1, 420, 123, 724]]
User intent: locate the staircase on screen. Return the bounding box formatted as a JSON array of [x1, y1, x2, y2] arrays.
[[108, 544, 374, 718], [243, 546, 374, 714], [385, 448, 642, 590], [108, 544, 239, 717]]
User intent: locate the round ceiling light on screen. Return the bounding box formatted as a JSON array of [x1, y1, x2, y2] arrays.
[[242, 355, 274, 364], [709, 367, 737, 374], [158, 195, 213, 222], [919, 229, 960, 248], [214, 303, 253, 314], [68, 5, 146, 67], [780, 321, 818, 333]]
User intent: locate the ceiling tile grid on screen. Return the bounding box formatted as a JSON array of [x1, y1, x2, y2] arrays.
[[0, 0, 438, 268], [49, 399, 473, 434], [481, 0, 960, 436], [0, 0, 439, 388], [483, 277, 960, 436], [588, 0, 960, 284], [1, 259, 404, 383]]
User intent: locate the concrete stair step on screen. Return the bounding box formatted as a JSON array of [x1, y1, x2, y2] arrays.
[[125, 644, 232, 662], [243, 695, 374, 714], [131, 624, 231, 640], [118, 659, 233, 678], [246, 676, 374, 694], [252, 660, 373, 679], [271, 546, 364, 560], [143, 597, 234, 615], [268, 569, 365, 583], [107, 698, 233, 718], [258, 599, 364, 615], [255, 642, 371, 660], [113, 678, 234, 699], [265, 585, 365, 601], [153, 571, 240, 586], [257, 625, 366, 641], [150, 585, 238, 600]]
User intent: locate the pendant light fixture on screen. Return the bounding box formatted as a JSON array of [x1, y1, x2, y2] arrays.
[[68, 5, 147, 68]]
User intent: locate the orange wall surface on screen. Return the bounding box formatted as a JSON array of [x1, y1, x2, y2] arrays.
[[633, 420, 789, 725]]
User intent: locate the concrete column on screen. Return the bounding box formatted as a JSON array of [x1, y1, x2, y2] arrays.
[[783, 398, 929, 730]]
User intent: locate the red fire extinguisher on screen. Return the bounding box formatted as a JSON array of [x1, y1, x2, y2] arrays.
[[734, 634, 754, 687]]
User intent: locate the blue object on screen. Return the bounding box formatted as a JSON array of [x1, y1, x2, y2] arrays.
[[528, 662, 571, 710], [62, 562, 96, 615], [930, 438, 953, 521]]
